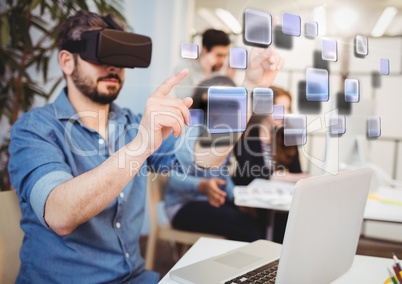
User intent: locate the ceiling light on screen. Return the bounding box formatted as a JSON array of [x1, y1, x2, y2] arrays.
[[371, 7, 398, 37], [215, 8, 242, 34], [313, 6, 326, 36], [197, 8, 228, 32], [335, 7, 358, 30]]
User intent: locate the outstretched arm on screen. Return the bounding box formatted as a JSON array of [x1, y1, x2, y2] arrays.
[[45, 69, 192, 236]]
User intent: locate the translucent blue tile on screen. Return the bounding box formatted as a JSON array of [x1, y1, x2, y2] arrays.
[[345, 79, 359, 103], [181, 42, 198, 59], [253, 88, 273, 114], [380, 58, 389, 75], [306, 68, 329, 102], [189, 109, 204, 127], [284, 115, 307, 146], [355, 35, 368, 56], [230, 48, 247, 69], [305, 20, 318, 39], [282, 13, 301, 37], [244, 9, 272, 46], [322, 38, 337, 62], [330, 115, 346, 135], [272, 105, 284, 120], [368, 116, 381, 138], [208, 87, 247, 133]]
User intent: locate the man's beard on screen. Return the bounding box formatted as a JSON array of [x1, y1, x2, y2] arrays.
[[71, 65, 123, 105]]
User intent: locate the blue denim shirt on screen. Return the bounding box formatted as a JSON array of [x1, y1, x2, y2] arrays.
[[8, 88, 190, 283], [165, 126, 235, 208]]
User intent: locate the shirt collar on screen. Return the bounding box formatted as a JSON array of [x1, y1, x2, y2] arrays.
[[53, 87, 130, 125]]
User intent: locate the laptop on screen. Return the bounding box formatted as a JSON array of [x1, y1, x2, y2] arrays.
[[169, 168, 372, 284]]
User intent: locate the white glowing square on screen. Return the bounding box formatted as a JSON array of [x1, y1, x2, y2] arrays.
[[230, 48, 247, 69], [282, 13, 301, 37], [368, 116, 381, 138], [244, 9, 272, 46], [305, 20, 318, 38], [284, 115, 307, 146], [355, 35, 368, 56], [181, 42, 198, 59], [330, 115, 346, 135], [253, 88, 273, 114], [322, 38, 337, 62]]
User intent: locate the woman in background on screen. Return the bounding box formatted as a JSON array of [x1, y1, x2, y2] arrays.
[[164, 76, 267, 242], [233, 86, 309, 242]]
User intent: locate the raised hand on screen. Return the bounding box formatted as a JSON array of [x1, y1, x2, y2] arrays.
[[136, 69, 193, 157], [244, 46, 285, 88]]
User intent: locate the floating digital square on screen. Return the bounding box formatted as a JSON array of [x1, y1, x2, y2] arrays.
[[282, 13, 301, 37], [284, 115, 307, 146], [368, 116, 381, 138], [380, 58, 389, 75], [345, 79, 359, 103], [208, 87, 247, 133], [330, 115, 346, 135], [273, 105, 284, 120], [189, 109, 204, 127], [306, 68, 329, 102], [305, 20, 318, 39], [230, 48, 247, 69], [355, 35, 368, 57], [253, 88, 273, 114], [322, 38, 337, 62], [244, 9, 272, 46], [181, 42, 198, 59]]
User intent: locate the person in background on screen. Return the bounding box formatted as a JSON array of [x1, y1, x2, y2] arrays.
[[232, 86, 310, 242], [165, 76, 267, 242], [174, 29, 235, 99]]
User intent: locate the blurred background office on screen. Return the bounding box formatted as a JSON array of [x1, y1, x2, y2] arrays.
[[1, 0, 402, 278]]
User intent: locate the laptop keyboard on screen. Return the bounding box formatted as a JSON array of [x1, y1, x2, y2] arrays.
[[224, 260, 279, 284]]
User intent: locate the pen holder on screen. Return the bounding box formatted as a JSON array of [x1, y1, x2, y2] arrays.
[[384, 271, 402, 284]]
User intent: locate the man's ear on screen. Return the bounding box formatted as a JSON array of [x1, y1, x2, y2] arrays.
[[201, 46, 208, 55], [59, 50, 75, 76]]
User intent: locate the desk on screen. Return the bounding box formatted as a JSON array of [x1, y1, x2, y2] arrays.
[[235, 181, 402, 240], [159, 237, 395, 284]]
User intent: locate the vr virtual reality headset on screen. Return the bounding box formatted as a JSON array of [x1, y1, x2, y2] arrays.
[[61, 17, 152, 68]]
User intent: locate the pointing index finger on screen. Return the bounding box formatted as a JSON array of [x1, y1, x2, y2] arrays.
[[152, 68, 189, 97]]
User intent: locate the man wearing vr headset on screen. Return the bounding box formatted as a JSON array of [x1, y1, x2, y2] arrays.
[[8, 10, 284, 284]]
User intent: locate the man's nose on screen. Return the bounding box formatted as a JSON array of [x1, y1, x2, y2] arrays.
[[105, 65, 121, 73]]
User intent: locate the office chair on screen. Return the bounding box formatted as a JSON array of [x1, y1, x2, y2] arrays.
[[145, 172, 225, 270], [0, 190, 24, 284]]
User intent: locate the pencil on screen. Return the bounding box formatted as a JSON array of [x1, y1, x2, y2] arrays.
[[393, 252, 402, 271], [393, 265, 402, 284], [389, 267, 398, 284]]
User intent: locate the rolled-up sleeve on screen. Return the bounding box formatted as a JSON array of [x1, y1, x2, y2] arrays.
[[8, 113, 73, 228]]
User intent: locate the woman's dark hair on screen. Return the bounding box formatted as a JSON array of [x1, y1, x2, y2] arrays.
[[247, 86, 297, 170], [191, 76, 236, 113], [274, 127, 297, 170], [202, 29, 231, 51]]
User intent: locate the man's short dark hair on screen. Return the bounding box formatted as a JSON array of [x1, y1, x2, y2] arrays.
[[58, 10, 125, 51], [202, 29, 230, 52]]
